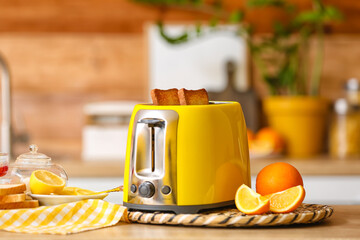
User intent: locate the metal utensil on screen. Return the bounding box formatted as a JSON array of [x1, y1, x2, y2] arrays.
[[86, 186, 123, 195]]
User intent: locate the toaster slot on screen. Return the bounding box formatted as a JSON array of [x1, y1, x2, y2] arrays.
[[127, 109, 178, 206], [134, 118, 165, 178], [150, 125, 155, 172]]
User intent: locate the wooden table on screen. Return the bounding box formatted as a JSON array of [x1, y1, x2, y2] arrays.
[[59, 157, 360, 178], [0, 205, 358, 239]]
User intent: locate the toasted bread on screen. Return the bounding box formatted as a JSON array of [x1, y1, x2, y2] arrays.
[[178, 88, 209, 105], [25, 194, 33, 200], [151, 88, 180, 105], [0, 183, 26, 196], [0, 200, 39, 209], [0, 194, 26, 204]]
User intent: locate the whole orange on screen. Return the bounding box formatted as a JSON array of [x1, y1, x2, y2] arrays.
[[256, 162, 303, 196], [256, 127, 285, 153], [247, 128, 255, 143]]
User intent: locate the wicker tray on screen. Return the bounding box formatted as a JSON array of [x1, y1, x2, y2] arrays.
[[128, 203, 333, 227]]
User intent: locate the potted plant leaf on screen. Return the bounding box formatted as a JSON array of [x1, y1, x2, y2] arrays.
[[132, 0, 342, 157]]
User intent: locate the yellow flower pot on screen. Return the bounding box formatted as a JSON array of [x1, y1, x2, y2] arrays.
[[263, 96, 329, 158]]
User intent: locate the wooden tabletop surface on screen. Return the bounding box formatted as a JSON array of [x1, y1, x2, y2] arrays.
[[59, 157, 360, 178], [0, 205, 358, 239]]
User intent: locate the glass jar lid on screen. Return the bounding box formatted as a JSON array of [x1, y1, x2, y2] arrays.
[[15, 144, 51, 165]]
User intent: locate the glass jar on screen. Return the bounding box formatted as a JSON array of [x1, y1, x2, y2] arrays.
[[0, 153, 22, 184], [329, 99, 360, 159], [0, 153, 9, 177], [11, 144, 68, 191], [345, 78, 360, 106]]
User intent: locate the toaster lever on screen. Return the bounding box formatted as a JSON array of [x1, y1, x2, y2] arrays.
[[138, 118, 164, 128]]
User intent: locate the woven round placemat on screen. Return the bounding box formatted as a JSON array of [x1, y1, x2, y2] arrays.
[[128, 203, 333, 227]]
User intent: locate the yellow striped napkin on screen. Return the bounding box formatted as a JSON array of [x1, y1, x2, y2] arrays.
[[0, 199, 128, 235]]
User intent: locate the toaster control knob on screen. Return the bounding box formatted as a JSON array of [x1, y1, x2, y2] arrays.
[[130, 184, 137, 193], [161, 185, 171, 195], [139, 182, 155, 198]]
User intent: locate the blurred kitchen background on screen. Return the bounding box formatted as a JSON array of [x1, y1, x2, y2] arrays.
[[0, 0, 360, 203]]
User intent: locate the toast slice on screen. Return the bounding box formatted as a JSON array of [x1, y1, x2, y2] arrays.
[[0, 200, 39, 209], [151, 88, 180, 105], [178, 88, 209, 105], [0, 194, 26, 204], [0, 183, 26, 196]]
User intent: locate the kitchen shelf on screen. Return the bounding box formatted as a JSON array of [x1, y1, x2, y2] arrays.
[[58, 157, 360, 178], [250, 157, 360, 176]]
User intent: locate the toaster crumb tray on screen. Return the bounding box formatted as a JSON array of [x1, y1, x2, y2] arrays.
[[127, 203, 333, 227]]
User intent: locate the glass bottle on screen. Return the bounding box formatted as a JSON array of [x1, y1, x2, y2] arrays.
[[329, 99, 360, 159], [345, 78, 360, 106]]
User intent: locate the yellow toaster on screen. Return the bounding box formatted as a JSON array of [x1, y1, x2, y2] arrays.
[[123, 101, 250, 213]]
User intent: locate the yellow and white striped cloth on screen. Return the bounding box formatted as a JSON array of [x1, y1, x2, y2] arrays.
[[0, 199, 128, 235]]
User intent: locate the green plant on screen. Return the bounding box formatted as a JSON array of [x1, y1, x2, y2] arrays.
[[133, 0, 341, 95], [249, 0, 342, 95]]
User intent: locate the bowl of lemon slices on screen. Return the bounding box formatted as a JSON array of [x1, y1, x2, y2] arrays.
[[29, 170, 108, 206]]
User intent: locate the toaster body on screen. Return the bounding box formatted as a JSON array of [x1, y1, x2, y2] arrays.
[[123, 101, 250, 214]]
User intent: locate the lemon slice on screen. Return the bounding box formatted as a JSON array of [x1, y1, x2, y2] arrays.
[[60, 187, 95, 195], [75, 188, 96, 195], [59, 187, 78, 195], [30, 170, 66, 195]]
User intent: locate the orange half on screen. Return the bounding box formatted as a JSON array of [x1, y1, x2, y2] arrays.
[[235, 184, 270, 215], [267, 185, 305, 213]]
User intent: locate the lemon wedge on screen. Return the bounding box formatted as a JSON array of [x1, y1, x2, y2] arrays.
[[30, 170, 66, 195]]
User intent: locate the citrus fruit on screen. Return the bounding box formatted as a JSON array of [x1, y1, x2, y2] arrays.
[[249, 139, 274, 155], [60, 187, 95, 195], [59, 187, 77, 195], [256, 162, 303, 196], [266, 185, 305, 213], [247, 128, 255, 143], [30, 170, 66, 194], [235, 184, 270, 215], [75, 188, 96, 195], [256, 127, 285, 153]]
